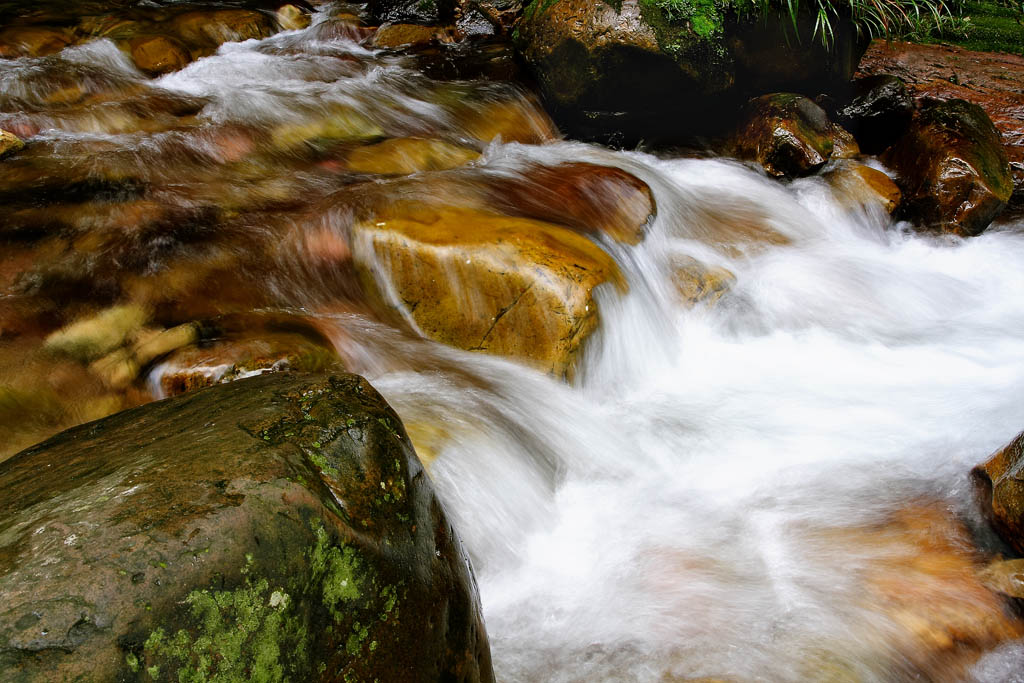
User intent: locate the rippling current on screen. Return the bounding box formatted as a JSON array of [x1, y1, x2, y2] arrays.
[[3, 4, 1024, 681]]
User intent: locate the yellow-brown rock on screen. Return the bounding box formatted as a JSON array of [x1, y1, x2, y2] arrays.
[[454, 96, 559, 145], [979, 558, 1024, 599], [371, 23, 444, 48], [129, 35, 192, 76], [974, 430, 1024, 554], [171, 9, 274, 53], [0, 26, 72, 58], [275, 4, 311, 31], [352, 204, 621, 376], [346, 137, 480, 175], [671, 256, 735, 306], [0, 130, 25, 160], [830, 123, 861, 159], [825, 162, 902, 216], [44, 303, 150, 362]]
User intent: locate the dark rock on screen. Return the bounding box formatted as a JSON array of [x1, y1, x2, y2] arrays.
[[974, 430, 1024, 555], [0, 372, 494, 682], [837, 75, 914, 154], [729, 93, 835, 177], [883, 99, 1012, 236], [513, 0, 867, 144], [368, 0, 457, 25]]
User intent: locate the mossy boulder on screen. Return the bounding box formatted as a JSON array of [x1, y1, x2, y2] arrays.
[[974, 430, 1024, 555], [883, 99, 1012, 236], [0, 372, 494, 682], [351, 203, 621, 377], [513, 0, 866, 142], [728, 93, 837, 177]]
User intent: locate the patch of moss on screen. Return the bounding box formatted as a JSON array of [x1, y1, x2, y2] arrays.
[[142, 557, 310, 682], [928, 1, 1024, 55], [308, 525, 363, 621]]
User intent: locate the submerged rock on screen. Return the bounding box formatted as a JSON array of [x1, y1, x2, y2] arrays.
[[825, 162, 901, 216], [0, 26, 72, 58], [974, 430, 1024, 554], [728, 94, 838, 178], [276, 4, 311, 31], [352, 204, 621, 377], [0, 372, 494, 682], [43, 303, 149, 362], [883, 99, 1012, 236], [481, 162, 656, 245], [671, 256, 734, 307], [345, 137, 480, 175], [129, 35, 191, 76]]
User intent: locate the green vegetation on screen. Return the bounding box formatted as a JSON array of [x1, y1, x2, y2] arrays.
[[929, 0, 1024, 54]]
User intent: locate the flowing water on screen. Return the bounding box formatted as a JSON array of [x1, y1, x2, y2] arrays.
[[2, 4, 1024, 681]]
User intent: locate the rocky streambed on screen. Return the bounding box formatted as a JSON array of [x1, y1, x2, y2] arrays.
[[1, 0, 1024, 681]]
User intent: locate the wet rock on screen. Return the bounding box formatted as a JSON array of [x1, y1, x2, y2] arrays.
[[346, 137, 479, 175], [0, 26, 72, 58], [90, 322, 201, 389], [980, 559, 1024, 599], [170, 9, 275, 54], [276, 4, 311, 31], [462, 0, 521, 34], [43, 303, 149, 362], [0, 372, 494, 682], [729, 94, 835, 177], [129, 35, 192, 76], [883, 99, 1012, 236], [481, 162, 655, 245], [829, 124, 860, 160], [671, 256, 734, 307], [837, 75, 914, 154], [856, 40, 1024, 214], [368, 0, 455, 25], [270, 109, 385, 153], [824, 162, 901, 216], [0, 130, 24, 160], [450, 95, 558, 145], [157, 331, 339, 396], [974, 430, 1024, 554], [372, 22, 447, 48], [352, 203, 621, 377]]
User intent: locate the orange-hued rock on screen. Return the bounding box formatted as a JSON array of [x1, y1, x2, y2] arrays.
[[345, 137, 479, 175], [452, 95, 559, 145], [825, 161, 902, 215], [352, 204, 621, 376], [671, 255, 734, 306], [371, 22, 444, 48], [729, 93, 835, 177], [974, 430, 1024, 555], [170, 9, 274, 54], [482, 162, 655, 244], [129, 34, 191, 75], [0, 26, 72, 58]]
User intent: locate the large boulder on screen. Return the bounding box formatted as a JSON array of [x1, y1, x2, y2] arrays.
[[351, 203, 621, 376], [513, 0, 866, 142], [974, 430, 1024, 555], [0, 372, 494, 682], [883, 99, 1012, 236], [856, 40, 1024, 216], [836, 75, 914, 154]]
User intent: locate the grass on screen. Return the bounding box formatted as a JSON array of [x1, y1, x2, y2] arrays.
[[926, 0, 1024, 55]]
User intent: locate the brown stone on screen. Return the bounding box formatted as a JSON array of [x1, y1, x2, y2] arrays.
[[129, 35, 191, 76], [974, 430, 1024, 555], [671, 256, 735, 306], [824, 161, 901, 216], [0, 372, 494, 682], [0, 26, 72, 58], [729, 93, 835, 177], [345, 137, 480, 175], [883, 99, 1012, 236], [276, 4, 311, 31], [857, 40, 1024, 214], [481, 162, 655, 245], [170, 9, 275, 53], [452, 95, 559, 145], [352, 204, 621, 376], [371, 23, 444, 48]]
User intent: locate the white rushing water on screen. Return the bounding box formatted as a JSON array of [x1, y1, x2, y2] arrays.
[[360, 147, 1024, 682], [7, 9, 1024, 680]]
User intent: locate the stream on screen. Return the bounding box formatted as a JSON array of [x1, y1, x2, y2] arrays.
[[2, 3, 1024, 681]]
